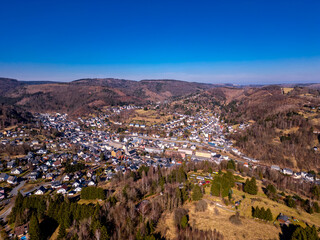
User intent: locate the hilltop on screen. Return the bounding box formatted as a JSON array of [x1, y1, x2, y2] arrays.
[[0, 78, 218, 116]]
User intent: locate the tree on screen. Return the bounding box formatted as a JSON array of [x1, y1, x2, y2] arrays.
[[100, 226, 109, 240], [29, 214, 41, 240], [244, 177, 258, 195], [311, 185, 320, 200], [211, 171, 235, 197], [285, 196, 296, 208], [266, 208, 273, 221], [192, 185, 203, 201], [227, 159, 236, 170], [291, 225, 318, 240], [180, 215, 188, 229]]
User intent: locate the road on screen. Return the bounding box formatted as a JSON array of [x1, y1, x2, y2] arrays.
[[9, 180, 26, 197], [0, 180, 51, 221]]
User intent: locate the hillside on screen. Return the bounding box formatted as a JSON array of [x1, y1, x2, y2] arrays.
[[0, 78, 217, 116], [0, 104, 33, 129], [214, 86, 320, 170]]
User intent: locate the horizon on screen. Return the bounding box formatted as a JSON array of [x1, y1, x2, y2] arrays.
[[0, 0, 319, 84]]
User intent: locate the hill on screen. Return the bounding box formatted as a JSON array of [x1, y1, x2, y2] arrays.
[[205, 86, 320, 170], [0, 78, 217, 115], [0, 104, 33, 129]]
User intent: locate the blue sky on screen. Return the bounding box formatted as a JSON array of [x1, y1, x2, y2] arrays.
[[0, 0, 319, 84]]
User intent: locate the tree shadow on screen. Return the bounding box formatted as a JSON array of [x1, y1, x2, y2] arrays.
[[40, 217, 58, 239], [279, 224, 297, 240]]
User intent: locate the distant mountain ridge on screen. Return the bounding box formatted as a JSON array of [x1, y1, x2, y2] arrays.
[[0, 77, 219, 115]]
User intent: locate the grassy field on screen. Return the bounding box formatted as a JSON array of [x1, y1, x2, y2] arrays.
[[181, 171, 320, 239], [282, 88, 294, 94], [77, 199, 104, 205], [188, 200, 280, 240], [129, 109, 172, 126], [232, 188, 320, 228]]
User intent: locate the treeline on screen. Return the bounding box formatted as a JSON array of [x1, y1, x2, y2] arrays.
[[8, 193, 99, 240], [219, 158, 317, 202], [281, 224, 319, 240], [251, 206, 273, 221], [80, 187, 105, 200]]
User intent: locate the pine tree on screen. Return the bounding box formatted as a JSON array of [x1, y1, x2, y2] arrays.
[[260, 207, 267, 220], [192, 185, 203, 201], [244, 177, 258, 195], [180, 215, 188, 229], [100, 226, 109, 240], [266, 208, 273, 221], [29, 214, 41, 240]]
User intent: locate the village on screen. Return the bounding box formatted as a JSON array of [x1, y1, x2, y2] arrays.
[[0, 106, 318, 203]]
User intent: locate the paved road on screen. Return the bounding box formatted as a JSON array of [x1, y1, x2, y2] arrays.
[[9, 180, 26, 196], [0, 180, 51, 221]]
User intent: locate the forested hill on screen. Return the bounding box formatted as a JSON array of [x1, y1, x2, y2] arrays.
[[0, 104, 33, 129], [0, 78, 219, 116], [208, 86, 320, 170]]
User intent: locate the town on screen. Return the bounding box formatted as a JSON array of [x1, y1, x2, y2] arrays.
[[0, 104, 320, 239]]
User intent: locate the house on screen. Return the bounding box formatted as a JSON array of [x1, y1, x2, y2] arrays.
[[87, 170, 95, 178], [88, 180, 96, 186], [0, 173, 9, 182], [35, 186, 46, 195], [46, 173, 54, 180], [7, 175, 17, 184], [7, 160, 16, 169], [283, 168, 293, 175], [277, 213, 290, 225], [28, 171, 40, 180], [11, 168, 23, 175], [305, 173, 315, 182], [293, 172, 302, 179], [68, 190, 76, 196], [57, 185, 68, 194], [51, 181, 62, 189], [63, 174, 71, 182], [75, 186, 82, 192], [53, 160, 62, 168], [195, 151, 211, 159], [271, 165, 281, 171], [72, 181, 81, 188]]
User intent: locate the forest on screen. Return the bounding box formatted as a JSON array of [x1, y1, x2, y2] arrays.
[[4, 159, 320, 240]]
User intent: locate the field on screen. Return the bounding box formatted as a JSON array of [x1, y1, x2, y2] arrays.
[[77, 199, 104, 205], [162, 171, 320, 240], [128, 109, 173, 126], [282, 88, 294, 94]]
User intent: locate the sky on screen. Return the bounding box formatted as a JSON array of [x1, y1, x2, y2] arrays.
[[0, 0, 319, 84]]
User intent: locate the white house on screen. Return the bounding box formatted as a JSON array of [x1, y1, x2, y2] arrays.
[[35, 186, 46, 195], [57, 187, 67, 194], [282, 168, 293, 175], [11, 168, 23, 175]]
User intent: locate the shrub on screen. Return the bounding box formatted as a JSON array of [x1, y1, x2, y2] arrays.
[[195, 200, 208, 212], [229, 212, 242, 225]]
